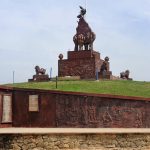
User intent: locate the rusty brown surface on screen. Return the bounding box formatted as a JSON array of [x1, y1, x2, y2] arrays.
[[58, 50, 103, 79], [12, 91, 56, 127], [12, 91, 29, 127], [68, 50, 94, 59], [73, 15, 96, 51], [0, 85, 13, 91], [11, 89, 150, 128], [56, 95, 150, 128], [58, 58, 95, 79], [28, 74, 50, 82], [0, 86, 150, 128]]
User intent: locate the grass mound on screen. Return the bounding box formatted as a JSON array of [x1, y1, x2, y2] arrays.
[[6, 80, 150, 98]]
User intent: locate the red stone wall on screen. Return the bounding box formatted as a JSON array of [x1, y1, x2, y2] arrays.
[[58, 58, 95, 79], [55, 94, 150, 128], [11, 88, 150, 128], [0, 87, 150, 128], [68, 50, 94, 59], [58, 50, 103, 79], [12, 90, 56, 127]]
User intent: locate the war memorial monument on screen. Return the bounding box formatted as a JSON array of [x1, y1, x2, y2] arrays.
[[58, 6, 113, 80], [0, 6, 149, 150]]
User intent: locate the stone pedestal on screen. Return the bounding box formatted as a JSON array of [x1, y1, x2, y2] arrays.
[[58, 50, 103, 79], [28, 75, 50, 82], [98, 71, 113, 80]]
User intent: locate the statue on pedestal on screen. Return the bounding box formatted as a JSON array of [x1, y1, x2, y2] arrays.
[[120, 70, 132, 80], [73, 6, 96, 51], [99, 57, 112, 79], [35, 66, 46, 75], [28, 66, 50, 82]]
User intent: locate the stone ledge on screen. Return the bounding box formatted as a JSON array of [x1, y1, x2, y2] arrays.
[[0, 128, 150, 134]]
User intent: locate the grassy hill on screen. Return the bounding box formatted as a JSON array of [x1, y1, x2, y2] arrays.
[[6, 80, 150, 98]]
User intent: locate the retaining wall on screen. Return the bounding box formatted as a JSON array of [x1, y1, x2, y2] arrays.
[[0, 86, 150, 128], [0, 133, 150, 150]]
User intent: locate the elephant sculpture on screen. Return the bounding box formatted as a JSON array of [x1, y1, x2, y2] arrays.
[[73, 32, 96, 51], [73, 34, 85, 51]]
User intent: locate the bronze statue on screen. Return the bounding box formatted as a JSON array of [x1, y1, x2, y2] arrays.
[[120, 70, 131, 79], [77, 6, 86, 18], [35, 66, 46, 75], [100, 57, 110, 79], [73, 32, 96, 51], [73, 6, 96, 51], [100, 57, 109, 72], [100, 62, 107, 73]]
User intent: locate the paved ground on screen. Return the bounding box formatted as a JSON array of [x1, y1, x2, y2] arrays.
[[0, 128, 150, 134]]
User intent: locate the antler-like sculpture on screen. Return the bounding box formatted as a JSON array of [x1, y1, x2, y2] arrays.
[[77, 6, 86, 18]]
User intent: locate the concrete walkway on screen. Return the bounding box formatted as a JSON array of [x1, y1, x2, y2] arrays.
[[0, 128, 150, 134]]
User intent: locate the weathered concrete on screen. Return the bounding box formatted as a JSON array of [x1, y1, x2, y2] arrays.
[[0, 132, 150, 150], [1, 128, 150, 134], [58, 50, 103, 79]]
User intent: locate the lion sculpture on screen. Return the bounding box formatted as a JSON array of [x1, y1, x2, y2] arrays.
[[120, 70, 130, 79], [35, 66, 46, 75]]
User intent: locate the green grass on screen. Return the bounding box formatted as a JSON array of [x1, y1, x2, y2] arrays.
[[5, 80, 150, 98]]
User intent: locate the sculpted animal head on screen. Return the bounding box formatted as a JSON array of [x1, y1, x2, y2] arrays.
[[35, 66, 39, 70]]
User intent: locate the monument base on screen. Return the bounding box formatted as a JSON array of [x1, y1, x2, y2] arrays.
[[58, 50, 103, 79], [98, 71, 113, 80], [28, 75, 50, 82]]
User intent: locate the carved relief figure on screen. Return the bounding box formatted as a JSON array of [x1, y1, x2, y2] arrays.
[[88, 105, 97, 122], [56, 95, 148, 128], [66, 107, 78, 125], [102, 111, 113, 126], [134, 112, 143, 128], [80, 97, 88, 125]]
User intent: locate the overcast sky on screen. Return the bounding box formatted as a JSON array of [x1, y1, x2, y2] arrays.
[[0, 0, 150, 84]]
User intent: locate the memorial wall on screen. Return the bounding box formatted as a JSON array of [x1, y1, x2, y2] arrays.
[[0, 86, 149, 128]]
